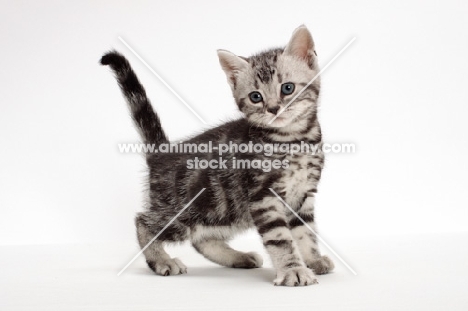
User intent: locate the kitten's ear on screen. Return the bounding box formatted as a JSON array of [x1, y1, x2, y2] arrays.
[[217, 49, 249, 89], [285, 25, 315, 62]]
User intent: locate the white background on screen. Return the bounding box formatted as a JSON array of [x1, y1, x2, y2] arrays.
[[2, 1, 468, 310], [1, 0, 467, 245]]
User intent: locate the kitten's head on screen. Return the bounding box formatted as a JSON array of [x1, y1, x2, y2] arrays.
[[218, 25, 320, 128]]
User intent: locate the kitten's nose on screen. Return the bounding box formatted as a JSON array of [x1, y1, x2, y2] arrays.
[[267, 106, 280, 115]]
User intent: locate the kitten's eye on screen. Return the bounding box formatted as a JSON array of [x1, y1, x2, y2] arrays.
[[249, 91, 263, 103], [281, 83, 295, 95]]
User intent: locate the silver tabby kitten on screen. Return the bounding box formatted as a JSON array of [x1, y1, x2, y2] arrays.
[[101, 25, 334, 286]]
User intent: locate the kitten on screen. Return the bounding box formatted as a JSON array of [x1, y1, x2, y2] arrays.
[[101, 25, 334, 286]]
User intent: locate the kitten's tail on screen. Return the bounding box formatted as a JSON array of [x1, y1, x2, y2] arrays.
[[101, 51, 168, 145]]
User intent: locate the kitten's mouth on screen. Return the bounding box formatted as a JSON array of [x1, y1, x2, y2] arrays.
[[274, 115, 287, 122], [268, 113, 292, 127], [272, 109, 287, 118], [273, 109, 294, 121]]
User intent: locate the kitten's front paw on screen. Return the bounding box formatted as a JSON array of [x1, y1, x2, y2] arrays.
[[273, 266, 318, 286], [232, 252, 263, 269], [147, 257, 187, 276], [306, 255, 334, 275]]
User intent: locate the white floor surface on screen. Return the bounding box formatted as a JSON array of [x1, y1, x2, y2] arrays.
[[1, 233, 467, 310]]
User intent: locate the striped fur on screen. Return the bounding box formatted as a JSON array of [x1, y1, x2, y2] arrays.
[[102, 25, 333, 286], [100, 53, 167, 145]]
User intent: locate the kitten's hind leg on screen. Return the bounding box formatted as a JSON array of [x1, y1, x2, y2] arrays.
[[135, 213, 188, 276], [190, 227, 263, 269]]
